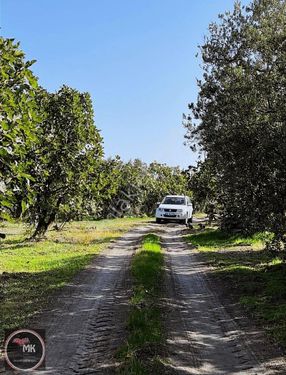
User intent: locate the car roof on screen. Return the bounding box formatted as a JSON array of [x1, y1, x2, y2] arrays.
[[165, 195, 187, 198]]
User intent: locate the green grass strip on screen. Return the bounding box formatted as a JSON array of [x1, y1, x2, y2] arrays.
[[186, 228, 272, 251], [118, 234, 164, 374]]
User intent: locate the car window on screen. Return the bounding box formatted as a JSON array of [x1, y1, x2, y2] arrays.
[[162, 197, 186, 205]]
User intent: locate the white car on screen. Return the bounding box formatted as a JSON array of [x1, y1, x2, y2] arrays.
[[155, 195, 193, 225]]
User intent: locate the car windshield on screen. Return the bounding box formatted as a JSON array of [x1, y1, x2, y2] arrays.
[[162, 197, 185, 205]]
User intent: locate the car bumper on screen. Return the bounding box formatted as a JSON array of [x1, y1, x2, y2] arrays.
[[155, 213, 188, 220]]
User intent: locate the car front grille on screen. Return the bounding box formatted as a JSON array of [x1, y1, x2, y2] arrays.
[[164, 208, 177, 212]]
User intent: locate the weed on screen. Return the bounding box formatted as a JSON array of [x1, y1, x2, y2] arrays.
[[118, 234, 164, 374]]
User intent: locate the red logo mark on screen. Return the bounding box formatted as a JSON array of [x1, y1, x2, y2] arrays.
[[12, 337, 30, 346]]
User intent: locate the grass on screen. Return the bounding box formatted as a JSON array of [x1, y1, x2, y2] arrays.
[[185, 227, 286, 349], [0, 217, 149, 346], [187, 227, 272, 251], [117, 234, 164, 374], [193, 211, 207, 219]]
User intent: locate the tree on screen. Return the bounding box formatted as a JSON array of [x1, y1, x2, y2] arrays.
[[104, 159, 149, 218], [144, 162, 191, 215], [82, 156, 124, 220], [26, 86, 103, 238], [102, 160, 191, 218], [185, 0, 286, 242], [186, 160, 217, 215], [0, 37, 40, 221]]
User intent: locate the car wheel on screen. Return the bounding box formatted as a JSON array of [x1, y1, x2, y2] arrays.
[[188, 216, 193, 223], [156, 218, 162, 224]]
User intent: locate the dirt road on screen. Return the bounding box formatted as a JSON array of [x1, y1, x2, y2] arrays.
[[26, 224, 154, 375], [161, 224, 286, 375], [4, 223, 285, 374]]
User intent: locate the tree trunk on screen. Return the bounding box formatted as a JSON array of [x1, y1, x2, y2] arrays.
[[30, 212, 56, 240]]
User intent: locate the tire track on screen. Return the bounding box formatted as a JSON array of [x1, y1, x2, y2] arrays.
[[160, 225, 286, 375], [25, 225, 154, 375]]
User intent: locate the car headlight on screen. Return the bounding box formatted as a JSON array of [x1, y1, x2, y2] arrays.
[[158, 207, 164, 212], [177, 209, 183, 213]]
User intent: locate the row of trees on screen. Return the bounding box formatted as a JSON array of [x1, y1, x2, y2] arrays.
[[1, 37, 190, 238], [101, 159, 190, 219], [185, 0, 286, 251]]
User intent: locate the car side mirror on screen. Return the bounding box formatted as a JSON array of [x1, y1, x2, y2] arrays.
[[156, 202, 161, 208]]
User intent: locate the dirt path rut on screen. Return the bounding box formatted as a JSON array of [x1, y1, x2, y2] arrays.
[[161, 225, 286, 375], [27, 224, 153, 375]]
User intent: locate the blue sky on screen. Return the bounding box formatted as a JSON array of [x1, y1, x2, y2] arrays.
[[1, 0, 248, 168]]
